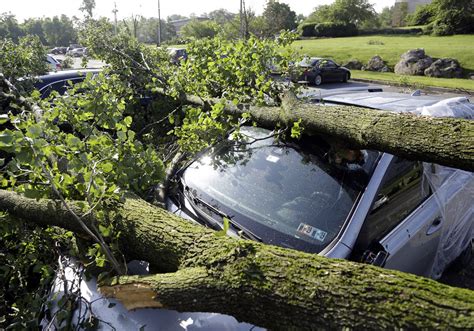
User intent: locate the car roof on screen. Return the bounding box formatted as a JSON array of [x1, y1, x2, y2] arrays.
[[35, 69, 102, 89], [323, 92, 450, 112]]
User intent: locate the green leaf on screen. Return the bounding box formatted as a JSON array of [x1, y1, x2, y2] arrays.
[[0, 114, 10, 124], [215, 217, 230, 237], [101, 162, 114, 173], [99, 224, 111, 237], [123, 116, 133, 127]]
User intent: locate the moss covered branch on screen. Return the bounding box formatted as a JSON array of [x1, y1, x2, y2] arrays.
[[0, 190, 472, 330], [171, 91, 474, 171]]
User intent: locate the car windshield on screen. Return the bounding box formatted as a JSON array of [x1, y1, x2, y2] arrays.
[[299, 58, 319, 67], [182, 127, 379, 253]]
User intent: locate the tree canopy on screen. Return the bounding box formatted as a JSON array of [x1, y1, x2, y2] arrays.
[[305, 0, 375, 26], [262, 0, 297, 36]]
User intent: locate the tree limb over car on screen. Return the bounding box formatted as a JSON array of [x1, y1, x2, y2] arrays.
[[0, 190, 472, 330], [167, 89, 474, 172]]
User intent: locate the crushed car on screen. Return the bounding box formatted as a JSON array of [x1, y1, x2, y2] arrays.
[[46, 90, 474, 329]]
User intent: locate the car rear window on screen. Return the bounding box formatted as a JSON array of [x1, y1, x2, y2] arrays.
[[182, 127, 379, 253]]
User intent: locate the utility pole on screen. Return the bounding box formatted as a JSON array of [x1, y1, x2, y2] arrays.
[[113, 2, 118, 35], [157, 0, 162, 46], [240, 0, 248, 39]]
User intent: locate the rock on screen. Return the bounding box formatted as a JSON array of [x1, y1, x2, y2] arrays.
[[468, 72, 474, 80], [395, 48, 433, 76], [424, 58, 463, 79], [341, 59, 363, 70], [364, 55, 388, 72]]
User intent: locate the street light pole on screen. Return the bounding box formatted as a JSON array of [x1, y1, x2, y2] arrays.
[[113, 2, 118, 35], [157, 0, 162, 46]]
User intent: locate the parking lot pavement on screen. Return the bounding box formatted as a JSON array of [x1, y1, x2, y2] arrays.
[[52, 54, 105, 69]]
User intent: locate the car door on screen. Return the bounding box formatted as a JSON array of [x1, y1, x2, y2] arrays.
[[353, 158, 441, 277], [318, 60, 337, 81], [380, 165, 473, 278]]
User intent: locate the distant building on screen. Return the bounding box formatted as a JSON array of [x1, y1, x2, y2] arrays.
[[394, 0, 433, 13], [392, 0, 432, 26], [170, 17, 209, 36]]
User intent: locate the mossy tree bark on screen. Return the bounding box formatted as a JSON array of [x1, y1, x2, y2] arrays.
[[0, 190, 473, 330], [180, 93, 474, 171]]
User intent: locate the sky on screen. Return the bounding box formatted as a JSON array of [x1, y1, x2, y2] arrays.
[[2, 0, 396, 22]]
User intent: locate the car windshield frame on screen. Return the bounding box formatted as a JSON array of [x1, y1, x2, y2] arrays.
[[178, 127, 380, 254]]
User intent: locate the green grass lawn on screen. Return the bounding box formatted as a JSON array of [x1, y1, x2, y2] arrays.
[[293, 35, 474, 73], [293, 34, 474, 90]]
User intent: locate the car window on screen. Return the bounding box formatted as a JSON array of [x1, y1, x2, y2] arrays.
[[320, 60, 337, 69], [356, 158, 429, 250], [39, 78, 85, 98], [181, 127, 379, 253]]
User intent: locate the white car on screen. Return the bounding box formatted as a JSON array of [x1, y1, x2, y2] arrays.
[[66, 47, 88, 58], [47, 90, 474, 330], [45, 54, 61, 72]]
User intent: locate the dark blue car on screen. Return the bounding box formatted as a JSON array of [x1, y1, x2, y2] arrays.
[[296, 57, 351, 86]]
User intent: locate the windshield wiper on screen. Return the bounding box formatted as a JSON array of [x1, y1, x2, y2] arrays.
[[182, 185, 262, 242]]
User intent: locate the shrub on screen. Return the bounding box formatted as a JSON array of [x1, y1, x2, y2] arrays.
[[313, 22, 358, 38], [61, 55, 74, 69], [358, 27, 423, 35], [299, 22, 317, 37]]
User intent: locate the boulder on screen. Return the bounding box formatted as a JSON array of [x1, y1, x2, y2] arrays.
[[341, 59, 363, 70], [395, 48, 433, 76], [424, 58, 463, 79], [363, 55, 390, 72]]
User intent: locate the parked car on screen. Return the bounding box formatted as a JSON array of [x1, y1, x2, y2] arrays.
[[66, 47, 88, 57], [34, 69, 101, 98], [50, 46, 67, 55], [45, 54, 61, 72], [66, 44, 82, 52], [293, 57, 351, 86]]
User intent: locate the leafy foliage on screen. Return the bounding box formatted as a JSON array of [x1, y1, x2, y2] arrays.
[[303, 0, 375, 27], [0, 214, 60, 329], [0, 36, 47, 83], [181, 20, 220, 40], [262, 0, 297, 36], [0, 20, 303, 328]]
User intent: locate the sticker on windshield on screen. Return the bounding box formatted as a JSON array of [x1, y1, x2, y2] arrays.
[[266, 155, 279, 163], [297, 223, 327, 242]]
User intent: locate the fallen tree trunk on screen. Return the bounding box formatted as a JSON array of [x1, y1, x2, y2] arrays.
[[179, 92, 474, 172], [0, 190, 472, 330]]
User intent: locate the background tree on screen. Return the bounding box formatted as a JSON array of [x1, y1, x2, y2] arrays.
[[167, 14, 187, 22], [206, 9, 236, 25], [79, 0, 96, 18], [262, 0, 297, 36], [378, 6, 394, 28], [303, 0, 375, 27], [21, 18, 46, 44], [180, 19, 220, 39], [329, 0, 375, 26], [304, 5, 333, 24], [0, 14, 22, 41], [428, 0, 474, 35], [42, 15, 77, 46], [392, 1, 408, 27]]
